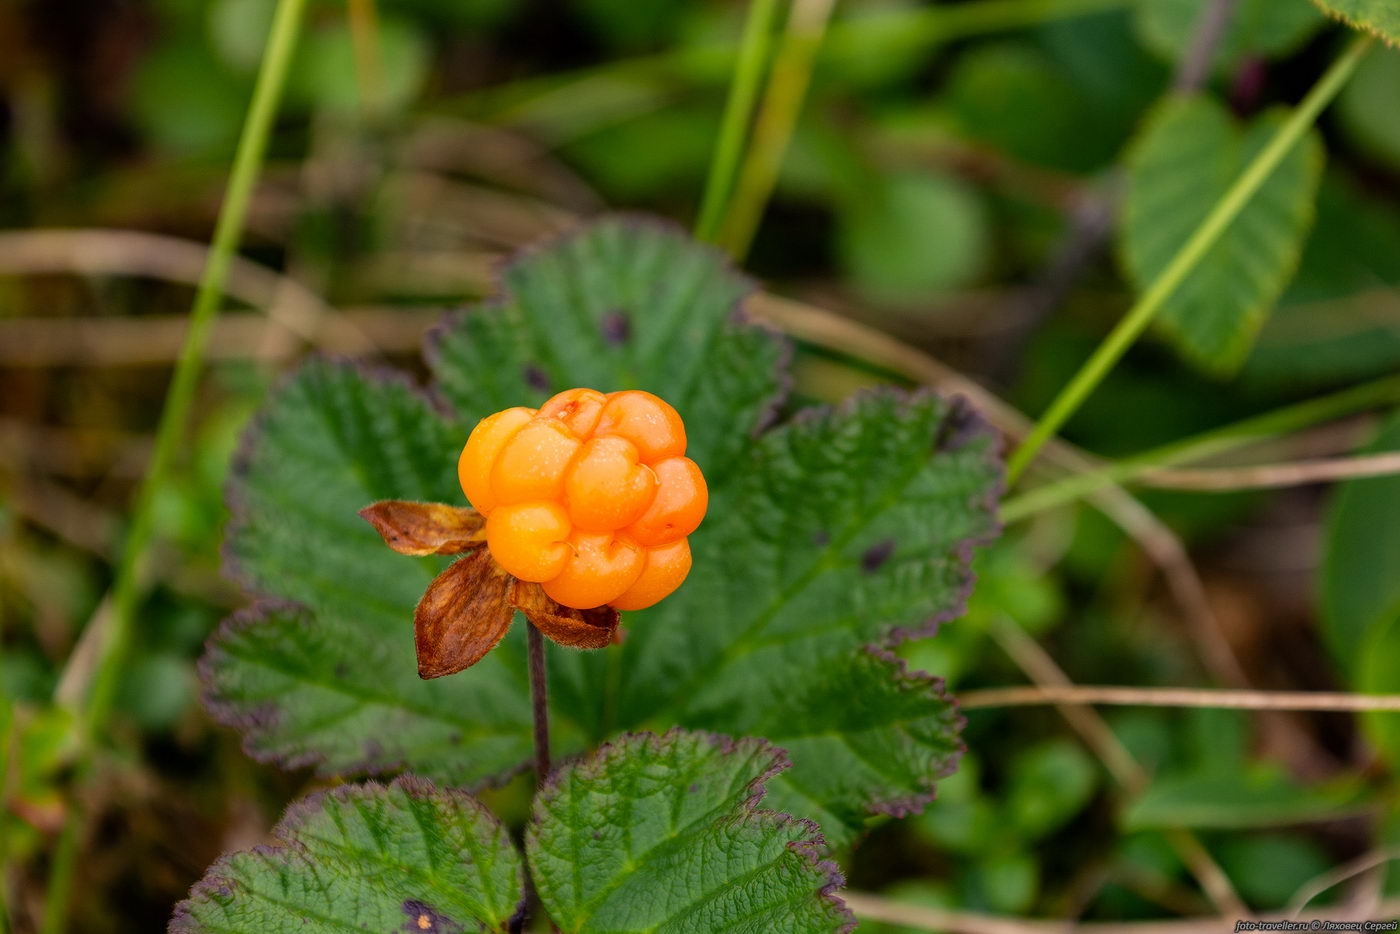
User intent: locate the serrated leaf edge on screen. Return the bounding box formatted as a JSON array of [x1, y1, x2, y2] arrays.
[[861, 644, 968, 818], [168, 774, 527, 934], [420, 212, 793, 434], [1308, 0, 1399, 47], [1117, 94, 1326, 376], [528, 728, 856, 934]]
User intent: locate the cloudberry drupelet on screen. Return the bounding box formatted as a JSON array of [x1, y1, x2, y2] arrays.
[[458, 388, 706, 610]]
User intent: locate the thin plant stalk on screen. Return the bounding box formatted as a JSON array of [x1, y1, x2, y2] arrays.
[[1002, 370, 1400, 520], [718, 0, 837, 259], [1005, 33, 1374, 484], [960, 684, 1400, 712], [694, 0, 785, 243], [527, 622, 552, 784], [40, 1, 308, 930]]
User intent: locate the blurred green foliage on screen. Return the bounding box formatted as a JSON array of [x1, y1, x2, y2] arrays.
[[5, 0, 1400, 929]]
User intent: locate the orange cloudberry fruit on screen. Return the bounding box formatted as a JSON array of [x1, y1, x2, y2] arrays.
[[459, 389, 706, 610]]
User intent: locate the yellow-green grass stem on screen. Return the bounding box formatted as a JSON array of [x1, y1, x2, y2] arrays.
[[1003, 371, 1400, 521], [40, 0, 309, 930], [695, 0, 785, 244]]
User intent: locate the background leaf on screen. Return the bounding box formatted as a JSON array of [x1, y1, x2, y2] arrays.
[[1119, 95, 1323, 374], [171, 776, 524, 933], [1336, 47, 1400, 171], [1134, 0, 1324, 75], [1309, 0, 1400, 44], [1321, 410, 1400, 673], [1243, 176, 1400, 390], [526, 730, 854, 934], [834, 169, 990, 304], [1122, 768, 1367, 830]]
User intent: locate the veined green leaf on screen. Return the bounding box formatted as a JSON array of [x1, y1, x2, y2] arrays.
[[171, 776, 525, 933], [207, 359, 543, 785], [526, 730, 854, 933], [426, 215, 785, 486], [1119, 95, 1323, 374], [575, 389, 1001, 844], [202, 217, 1002, 845]]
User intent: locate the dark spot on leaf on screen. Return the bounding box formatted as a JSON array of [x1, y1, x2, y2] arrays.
[[401, 899, 462, 934], [861, 538, 896, 573], [524, 364, 550, 392], [812, 529, 829, 547], [601, 309, 631, 346], [449, 732, 462, 745], [334, 663, 348, 678], [592, 830, 601, 840], [689, 783, 700, 793]]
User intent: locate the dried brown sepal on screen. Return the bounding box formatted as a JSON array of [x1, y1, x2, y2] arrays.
[[359, 500, 485, 556], [414, 549, 515, 679], [511, 581, 620, 649]]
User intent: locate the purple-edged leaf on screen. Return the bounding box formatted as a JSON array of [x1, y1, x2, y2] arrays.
[[205, 359, 549, 784], [552, 389, 1000, 845], [426, 215, 787, 485], [203, 218, 1002, 847], [526, 730, 854, 934], [170, 776, 524, 933], [755, 647, 965, 839]]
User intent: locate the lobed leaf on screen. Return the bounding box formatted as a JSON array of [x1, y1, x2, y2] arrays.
[[202, 217, 1002, 845], [526, 730, 854, 934], [170, 776, 524, 933], [561, 389, 1001, 844], [1119, 95, 1323, 374], [425, 215, 787, 486], [206, 360, 542, 784]]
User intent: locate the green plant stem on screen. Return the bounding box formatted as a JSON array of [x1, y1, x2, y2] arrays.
[[1005, 33, 1374, 485], [39, 1, 307, 930], [718, 0, 837, 259], [479, 0, 1126, 138], [695, 0, 784, 244], [1003, 371, 1400, 521]]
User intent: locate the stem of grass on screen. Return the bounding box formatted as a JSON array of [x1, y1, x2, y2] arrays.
[[1005, 33, 1374, 485], [1003, 370, 1400, 520], [718, 0, 837, 259], [39, 1, 308, 930], [694, 0, 785, 244]]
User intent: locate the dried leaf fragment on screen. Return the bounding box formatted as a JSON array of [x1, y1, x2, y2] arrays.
[[359, 500, 485, 556], [415, 550, 515, 679], [512, 581, 620, 649]]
